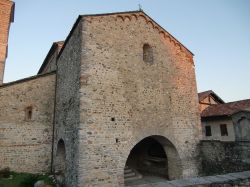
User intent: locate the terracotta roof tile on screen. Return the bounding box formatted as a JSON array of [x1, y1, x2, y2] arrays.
[[198, 90, 213, 101], [201, 99, 250, 118], [198, 90, 225, 104]]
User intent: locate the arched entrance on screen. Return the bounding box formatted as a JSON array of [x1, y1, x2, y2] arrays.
[[54, 139, 66, 175], [124, 135, 182, 184]]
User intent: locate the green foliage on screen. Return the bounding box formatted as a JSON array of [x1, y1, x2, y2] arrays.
[[0, 167, 11, 179], [20, 175, 39, 187], [0, 172, 56, 187]]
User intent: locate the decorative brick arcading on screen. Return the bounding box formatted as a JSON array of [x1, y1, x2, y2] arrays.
[[83, 12, 194, 64]]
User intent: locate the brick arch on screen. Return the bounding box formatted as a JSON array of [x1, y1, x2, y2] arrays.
[[164, 34, 171, 42], [131, 14, 138, 20], [117, 15, 125, 21], [147, 20, 154, 29], [159, 31, 165, 38], [154, 26, 160, 32], [124, 15, 132, 21], [138, 14, 148, 22]]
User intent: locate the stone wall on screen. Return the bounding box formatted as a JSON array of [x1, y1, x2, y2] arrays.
[[0, 73, 56, 173], [127, 170, 250, 187], [77, 12, 201, 186], [0, 0, 14, 84], [200, 140, 250, 176], [53, 18, 82, 187]]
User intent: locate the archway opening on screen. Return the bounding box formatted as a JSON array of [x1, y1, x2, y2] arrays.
[[54, 139, 66, 175], [124, 136, 182, 184]]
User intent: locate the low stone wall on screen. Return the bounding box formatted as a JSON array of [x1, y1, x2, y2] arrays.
[[200, 140, 250, 176], [128, 171, 250, 187]]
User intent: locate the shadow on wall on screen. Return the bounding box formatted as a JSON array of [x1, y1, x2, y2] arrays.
[[54, 139, 66, 185], [199, 140, 250, 176]]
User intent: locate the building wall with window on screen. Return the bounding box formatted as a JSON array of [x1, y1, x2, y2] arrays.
[[0, 72, 56, 173], [202, 117, 235, 141], [68, 12, 201, 187]]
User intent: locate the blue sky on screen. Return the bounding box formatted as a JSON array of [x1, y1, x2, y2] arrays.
[[5, 0, 250, 102]]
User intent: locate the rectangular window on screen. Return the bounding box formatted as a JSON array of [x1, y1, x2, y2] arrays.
[[220, 124, 228, 136], [205, 126, 212, 136]]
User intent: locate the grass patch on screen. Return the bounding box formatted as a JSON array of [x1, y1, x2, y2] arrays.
[[0, 172, 56, 187]]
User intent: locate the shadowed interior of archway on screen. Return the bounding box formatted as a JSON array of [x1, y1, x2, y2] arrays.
[[124, 135, 182, 184], [54, 139, 66, 175], [126, 137, 168, 178]]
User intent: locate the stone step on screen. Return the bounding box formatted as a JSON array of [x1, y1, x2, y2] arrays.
[[124, 174, 143, 182], [124, 172, 136, 178], [124, 168, 133, 174], [124, 166, 143, 182]]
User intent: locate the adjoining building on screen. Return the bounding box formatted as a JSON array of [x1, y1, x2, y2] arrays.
[[199, 91, 250, 176], [199, 90, 250, 142]]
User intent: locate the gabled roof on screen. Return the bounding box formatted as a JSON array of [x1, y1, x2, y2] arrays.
[[201, 99, 250, 118], [38, 41, 64, 74], [198, 90, 225, 104], [57, 10, 194, 60]]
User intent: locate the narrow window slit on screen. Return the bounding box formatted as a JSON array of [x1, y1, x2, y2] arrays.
[[25, 106, 33, 120]]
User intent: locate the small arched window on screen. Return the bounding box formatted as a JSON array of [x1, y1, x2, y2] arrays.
[[55, 139, 66, 174], [143, 44, 153, 64], [25, 106, 33, 120]]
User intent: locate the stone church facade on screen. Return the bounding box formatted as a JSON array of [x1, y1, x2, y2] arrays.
[[0, 1, 202, 186]]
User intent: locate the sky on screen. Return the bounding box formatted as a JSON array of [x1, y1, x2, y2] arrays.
[[4, 0, 250, 102]]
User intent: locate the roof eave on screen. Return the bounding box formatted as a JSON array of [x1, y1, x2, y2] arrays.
[[57, 16, 82, 60], [38, 42, 60, 74]]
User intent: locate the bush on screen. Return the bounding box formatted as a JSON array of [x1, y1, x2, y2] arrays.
[[0, 171, 57, 187], [20, 175, 39, 187], [0, 167, 11, 179]]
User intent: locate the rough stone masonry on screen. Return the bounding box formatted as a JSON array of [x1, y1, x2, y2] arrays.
[[0, 2, 202, 186], [53, 11, 202, 186]]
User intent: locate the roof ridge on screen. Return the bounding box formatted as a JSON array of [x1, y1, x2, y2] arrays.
[[224, 98, 250, 105], [80, 10, 142, 17]]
